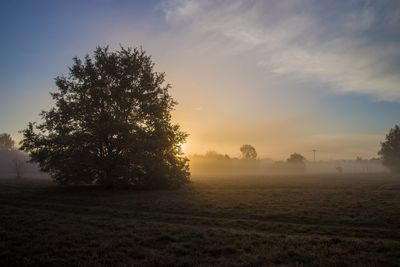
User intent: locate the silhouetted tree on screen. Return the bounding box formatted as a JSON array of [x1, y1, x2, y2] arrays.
[[378, 124, 400, 173], [20, 46, 190, 188], [0, 133, 15, 150], [240, 144, 257, 160], [287, 153, 305, 164]]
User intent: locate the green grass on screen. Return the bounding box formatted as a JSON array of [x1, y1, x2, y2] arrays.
[[0, 174, 399, 266]]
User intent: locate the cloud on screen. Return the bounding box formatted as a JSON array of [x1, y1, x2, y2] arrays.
[[161, 0, 400, 101], [162, 0, 203, 24]]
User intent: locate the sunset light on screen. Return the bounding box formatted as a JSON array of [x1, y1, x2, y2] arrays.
[[0, 1, 399, 266]]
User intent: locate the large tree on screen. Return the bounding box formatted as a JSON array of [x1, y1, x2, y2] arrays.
[[20, 46, 190, 188], [378, 124, 400, 173]]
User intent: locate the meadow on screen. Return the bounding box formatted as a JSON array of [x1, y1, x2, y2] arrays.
[[0, 174, 399, 266]]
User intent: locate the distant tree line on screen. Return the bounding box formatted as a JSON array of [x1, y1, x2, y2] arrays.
[[193, 144, 306, 166]]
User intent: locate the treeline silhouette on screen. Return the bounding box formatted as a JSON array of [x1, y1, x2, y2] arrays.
[[189, 146, 388, 177], [189, 146, 307, 177]]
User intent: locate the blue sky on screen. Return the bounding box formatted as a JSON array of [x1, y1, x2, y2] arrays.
[[1, 0, 399, 159]]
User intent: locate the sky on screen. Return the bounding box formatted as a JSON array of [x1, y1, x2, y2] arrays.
[[0, 0, 399, 160]]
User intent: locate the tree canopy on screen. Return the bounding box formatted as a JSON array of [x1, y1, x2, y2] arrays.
[[20, 46, 190, 188], [378, 124, 400, 173], [240, 144, 257, 160], [0, 133, 15, 151], [287, 153, 305, 164]]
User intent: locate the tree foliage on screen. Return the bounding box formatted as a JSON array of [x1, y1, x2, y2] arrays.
[[0, 133, 15, 150], [378, 124, 400, 173], [287, 153, 305, 164], [20, 46, 190, 188], [240, 144, 257, 160]]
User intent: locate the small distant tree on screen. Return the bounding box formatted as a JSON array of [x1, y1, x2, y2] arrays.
[[287, 153, 305, 164], [0, 133, 15, 150], [240, 144, 257, 160], [20, 46, 190, 188], [378, 124, 400, 173]]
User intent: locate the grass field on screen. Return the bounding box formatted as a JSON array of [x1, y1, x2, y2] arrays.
[[0, 174, 399, 266]]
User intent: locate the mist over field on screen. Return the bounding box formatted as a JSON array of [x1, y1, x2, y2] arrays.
[[0, 149, 388, 179], [188, 153, 388, 178], [0, 150, 42, 178]]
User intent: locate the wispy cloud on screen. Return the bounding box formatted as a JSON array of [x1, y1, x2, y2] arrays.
[[161, 0, 400, 101]]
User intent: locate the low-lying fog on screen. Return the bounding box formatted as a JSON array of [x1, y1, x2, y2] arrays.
[[0, 150, 388, 179], [189, 154, 388, 177]]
